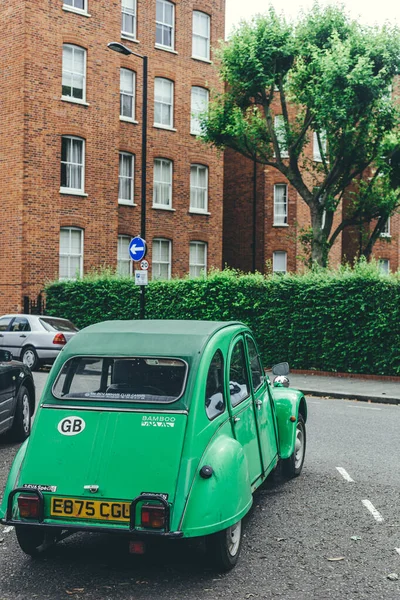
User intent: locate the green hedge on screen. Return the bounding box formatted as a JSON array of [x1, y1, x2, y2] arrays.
[[45, 264, 400, 376]]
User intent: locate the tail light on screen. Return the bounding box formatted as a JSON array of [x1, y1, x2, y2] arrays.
[[18, 495, 40, 519], [141, 504, 165, 529], [53, 333, 67, 345]]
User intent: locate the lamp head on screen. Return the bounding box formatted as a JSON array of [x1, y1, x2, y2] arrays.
[[107, 42, 132, 55]]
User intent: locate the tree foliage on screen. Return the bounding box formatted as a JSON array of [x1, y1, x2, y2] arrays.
[[202, 4, 400, 266]]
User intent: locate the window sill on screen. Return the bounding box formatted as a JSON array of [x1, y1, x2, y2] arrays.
[[60, 188, 88, 197], [380, 233, 391, 238], [190, 131, 203, 137], [118, 201, 137, 206], [120, 116, 139, 124], [189, 209, 210, 215], [121, 34, 140, 44], [191, 55, 212, 64], [153, 124, 177, 132], [155, 44, 178, 54], [61, 97, 89, 106], [62, 6, 91, 17], [152, 206, 175, 211], [273, 223, 289, 227]]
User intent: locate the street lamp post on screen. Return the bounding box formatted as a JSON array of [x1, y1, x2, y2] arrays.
[[108, 42, 148, 319]]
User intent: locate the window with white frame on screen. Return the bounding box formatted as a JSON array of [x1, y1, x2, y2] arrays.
[[189, 241, 207, 277], [190, 164, 208, 212], [154, 78, 174, 128], [63, 0, 87, 12], [378, 259, 390, 274], [274, 115, 288, 158], [273, 251, 287, 274], [121, 0, 137, 38], [118, 152, 134, 204], [120, 68, 135, 120], [313, 130, 327, 162], [192, 11, 210, 60], [153, 158, 172, 208], [156, 0, 174, 49], [60, 136, 85, 193], [273, 184, 288, 225], [191, 86, 209, 135], [117, 235, 133, 276], [152, 238, 171, 280], [381, 217, 391, 237], [59, 227, 83, 280], [62, 45, 86, 102]]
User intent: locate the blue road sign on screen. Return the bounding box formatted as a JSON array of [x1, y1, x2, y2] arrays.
[[129, 236, 147, 262]]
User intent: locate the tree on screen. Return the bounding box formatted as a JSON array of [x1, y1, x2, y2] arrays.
[[201, 4, 400, 267]]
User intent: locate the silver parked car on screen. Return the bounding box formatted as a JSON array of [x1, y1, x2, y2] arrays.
[[0, 314, 78, 371]]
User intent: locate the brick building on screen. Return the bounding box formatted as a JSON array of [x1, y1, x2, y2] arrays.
[[0, 0, 225, 314]]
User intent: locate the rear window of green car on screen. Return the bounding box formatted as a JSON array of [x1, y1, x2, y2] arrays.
[[53, 356, 187, 403]]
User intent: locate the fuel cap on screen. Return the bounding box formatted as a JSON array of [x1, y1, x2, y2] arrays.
[[200, 465, 213, 479]]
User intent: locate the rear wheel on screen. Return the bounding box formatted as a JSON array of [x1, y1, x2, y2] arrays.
[[21, 346, 40, 371], [9, 385, 32, 442], [206, 519, 242, 571], [15, 526, 56, 557], [282, 414, 306, 478]]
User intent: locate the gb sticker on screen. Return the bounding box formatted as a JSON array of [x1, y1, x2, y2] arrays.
[[57, 416, 86, 436]]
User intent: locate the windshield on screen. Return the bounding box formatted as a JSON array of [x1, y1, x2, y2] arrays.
[[53, 356, 187, 403], [40, 317, 78, 332]]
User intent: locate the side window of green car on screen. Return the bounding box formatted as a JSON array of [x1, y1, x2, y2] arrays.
[[229, 338, 250, 407], [205, 350, 225, 420], [246, 336, 264, 391]]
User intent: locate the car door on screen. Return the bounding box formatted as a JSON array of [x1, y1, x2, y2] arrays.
[[1, 316, 31, 359], [0, 316, 13, 351], [227, 335, 263, 486], [245, 335, 278, 473], [0, 361, 17, 435]]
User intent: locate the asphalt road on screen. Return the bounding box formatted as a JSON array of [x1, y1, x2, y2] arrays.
[[1, 376, 400, 599]]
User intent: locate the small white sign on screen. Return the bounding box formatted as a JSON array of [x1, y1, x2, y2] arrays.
[[140, 260, 149, 270], [135, 270, 148, 286], [57, 416, 86, 436]]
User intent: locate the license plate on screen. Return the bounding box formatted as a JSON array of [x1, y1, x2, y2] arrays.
[[50, 497, 131, 522]]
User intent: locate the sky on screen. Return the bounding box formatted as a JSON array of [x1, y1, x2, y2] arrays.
[[225, 0, 400, 38]]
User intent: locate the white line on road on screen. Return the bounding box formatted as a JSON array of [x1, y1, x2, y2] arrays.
[[347, 406, 381, 411], [395, 548, 400, 556], [336, 467, 355, 482], [2, 526, 14, 534], [362, 499, 384, 523]]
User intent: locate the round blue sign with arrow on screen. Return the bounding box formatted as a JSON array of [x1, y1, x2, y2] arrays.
[[129, 236, 147, 262]]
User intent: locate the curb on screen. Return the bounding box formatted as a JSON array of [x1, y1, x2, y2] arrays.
[[299, 388, 400, 405]]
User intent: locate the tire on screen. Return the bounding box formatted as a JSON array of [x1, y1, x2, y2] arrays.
[[282, 414, 306, 478], [15, 526, 57, 557], [21, 346, 40, 371], [9, 385, 32, 442], [206, 519, 242, 571]]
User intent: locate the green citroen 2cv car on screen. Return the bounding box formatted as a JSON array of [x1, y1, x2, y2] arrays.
[[1, 320, 307, 571]]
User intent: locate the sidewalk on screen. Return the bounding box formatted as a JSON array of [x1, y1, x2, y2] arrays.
[[287, 372, 400, 405]]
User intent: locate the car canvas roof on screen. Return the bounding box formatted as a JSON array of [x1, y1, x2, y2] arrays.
[[62, 320, 246, 360]]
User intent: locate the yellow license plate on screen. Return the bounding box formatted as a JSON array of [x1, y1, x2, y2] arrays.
[[50, 497, 131, 522]]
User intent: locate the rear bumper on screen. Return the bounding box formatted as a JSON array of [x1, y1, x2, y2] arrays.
[[2, 488, 183, 539], [35, 348, 60, 361]]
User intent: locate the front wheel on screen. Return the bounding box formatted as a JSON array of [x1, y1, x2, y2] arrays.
[[9, 385, 32, 442], [282, 414, 306, 478], [206, 519, 242, 571]]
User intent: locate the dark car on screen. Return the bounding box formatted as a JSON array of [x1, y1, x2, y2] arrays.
[[0, 350, 35, 441], [0, 314, 78, 371]]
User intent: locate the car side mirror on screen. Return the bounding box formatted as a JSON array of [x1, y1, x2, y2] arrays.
[[0, 350, 12, 362], [272, 362, 289, 376]]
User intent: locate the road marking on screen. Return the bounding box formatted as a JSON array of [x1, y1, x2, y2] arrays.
[[396, 548, 400, 556], [347, 406, 381, 411], [336, 467, 355, 482], [362, 499, 384, 523], [2, 526, 13, 534]]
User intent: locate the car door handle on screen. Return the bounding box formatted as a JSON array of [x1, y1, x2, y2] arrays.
[[255, 399, 262, 410], [19, 334, 27, 338], [233, 417, 241, 423], [0, 334, 3, 337]]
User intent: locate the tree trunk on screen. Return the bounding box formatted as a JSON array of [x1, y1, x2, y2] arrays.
[[310, 205, 327, 267]]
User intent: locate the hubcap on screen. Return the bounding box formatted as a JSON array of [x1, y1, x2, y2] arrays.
[[22, 394, 30, 433], [23, 350, 35, 368], [226, 521, 241, 557], [294, 423, 304, 469]]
